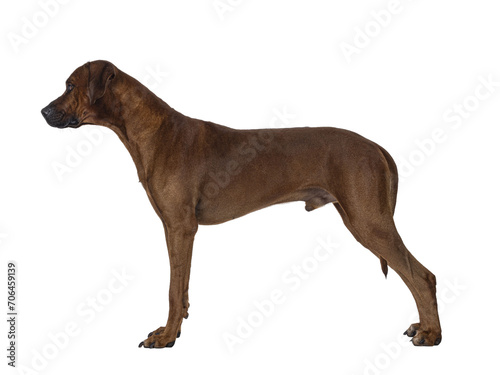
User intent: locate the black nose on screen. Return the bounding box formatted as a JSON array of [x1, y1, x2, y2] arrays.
[[41, 106, 53, 119]]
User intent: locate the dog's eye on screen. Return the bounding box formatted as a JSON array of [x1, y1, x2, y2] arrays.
[[66, 83, 74, 93]]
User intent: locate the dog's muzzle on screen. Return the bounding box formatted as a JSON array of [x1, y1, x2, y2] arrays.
[[41, 105, 79, 128]]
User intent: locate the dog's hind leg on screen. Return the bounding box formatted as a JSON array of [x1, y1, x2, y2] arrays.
[[331, 148, 441, 346], [336, 202, 441, 345]]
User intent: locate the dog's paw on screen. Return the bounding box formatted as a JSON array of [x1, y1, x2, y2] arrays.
[[404, 323, 441, 346], [138, 328, 181, 349]]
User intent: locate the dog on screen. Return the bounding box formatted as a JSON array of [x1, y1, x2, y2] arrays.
[[41, 60, 442, 348]]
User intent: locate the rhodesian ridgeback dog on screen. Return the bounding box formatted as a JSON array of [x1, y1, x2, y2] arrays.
[[41, 60, 442, 348]]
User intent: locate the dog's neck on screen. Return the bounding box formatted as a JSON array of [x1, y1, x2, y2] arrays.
[[92, 71, 183, 183]]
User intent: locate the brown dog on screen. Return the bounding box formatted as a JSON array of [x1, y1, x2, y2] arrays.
[[41, 60, 442, 348]]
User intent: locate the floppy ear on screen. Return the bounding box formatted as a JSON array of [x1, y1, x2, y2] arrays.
[[88, 61, 116, 105]]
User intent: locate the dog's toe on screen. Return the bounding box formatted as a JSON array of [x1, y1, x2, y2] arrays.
[[411, 336, 428, 346], [404, 323, 420, 337], [165, 341, 175, 348]]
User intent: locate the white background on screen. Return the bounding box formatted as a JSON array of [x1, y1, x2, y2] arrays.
[[1, 0, 499, 374]]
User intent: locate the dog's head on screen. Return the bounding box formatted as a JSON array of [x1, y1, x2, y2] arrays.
[[41, 60, 116, 128]]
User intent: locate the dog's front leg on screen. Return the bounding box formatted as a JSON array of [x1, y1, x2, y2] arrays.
[[139, 218, 197, 349]]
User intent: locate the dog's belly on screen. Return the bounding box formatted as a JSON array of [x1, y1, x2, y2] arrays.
[[196, 186, 337, 225]]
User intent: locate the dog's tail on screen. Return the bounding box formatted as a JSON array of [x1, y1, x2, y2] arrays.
[[380, 258, 388, 278], [377, 145, 399, 278]]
